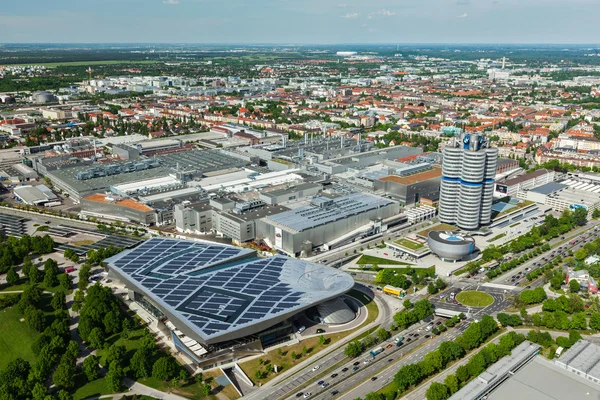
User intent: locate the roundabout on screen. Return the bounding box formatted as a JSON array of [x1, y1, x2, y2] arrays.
[[455, 290, 494, 308]]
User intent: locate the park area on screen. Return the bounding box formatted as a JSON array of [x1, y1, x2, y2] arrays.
[[456, 291, 494, 308]]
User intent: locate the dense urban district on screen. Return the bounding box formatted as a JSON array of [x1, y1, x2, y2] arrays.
[[4, 44, 600, 400]]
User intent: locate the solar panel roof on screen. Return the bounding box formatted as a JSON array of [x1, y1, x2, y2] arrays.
[[105, 238, 354, 344]]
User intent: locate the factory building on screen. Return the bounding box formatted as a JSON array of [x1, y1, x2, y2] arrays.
[[174, 198, 290, 244], [259, 182, 322, 205], [439, 133, 498, 230], [494, 169, 555, 198], [375, 166, 442, 206], [257, 193, 399, 256], [81, 193, 157, 225]]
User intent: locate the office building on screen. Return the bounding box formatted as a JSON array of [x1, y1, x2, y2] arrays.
[[494, 169, 555, 198], [439, 133, 498, 230]]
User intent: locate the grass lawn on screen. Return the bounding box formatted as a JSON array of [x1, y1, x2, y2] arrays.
[[416, 223, 456, 239], [488, 233, 506, 242], [240, 289, 380, 386], [357, 255, 411, 266], [456, 291, 494, 308], [394, 238, 424, 251], [0, 303, 40, 370], [73, 378, 116, 400], [0, 280, 68, 294]]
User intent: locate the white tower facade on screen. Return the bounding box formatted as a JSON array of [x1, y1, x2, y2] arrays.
[[439, 133, 498, 230]]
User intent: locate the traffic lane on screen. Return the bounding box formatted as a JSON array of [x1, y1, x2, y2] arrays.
[[492, 224, 599, 284], [289, 320, 445, 400], [331, 323, 468, 400], [510, 237, 594, 286]]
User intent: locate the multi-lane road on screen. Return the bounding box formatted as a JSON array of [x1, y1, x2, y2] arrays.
[[495, 222, 600, 287]]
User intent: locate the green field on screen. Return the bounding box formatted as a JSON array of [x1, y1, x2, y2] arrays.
[[395, 238, 424, 250], [456, 291, 494, 308], [356, 255, 412, 266], [73, 378, 115, 400], [0, 302, 40, 370]]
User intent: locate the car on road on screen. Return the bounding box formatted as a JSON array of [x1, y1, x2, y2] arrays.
[[386, 344, 393, 349], [331, 391, 339, 396], [363, 359, 371, 364], [296, 393, 303, 398], [322, 383, 329, 388], [371, 376, 378, 381], [436, 321, 441, 325], [316, 328, 326, 334], [353, 366, 360, 371], [331, 373, 338, 378], [317, 381, 324, 385], [406, 338, 412, 342], [341, 367, 348, 373], [425, 335, 430, 339], [353, 361, 360, 366], [312, 366, 320, 371], [303, 393, 311, 398], [388, 358, 393, 362]]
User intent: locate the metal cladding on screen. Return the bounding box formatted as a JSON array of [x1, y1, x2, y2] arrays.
[[439, 133, 498, 230], [104, 238, 355, 344], [427, 231, 476, 261]]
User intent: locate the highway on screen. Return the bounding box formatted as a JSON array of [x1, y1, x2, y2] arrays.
[[326, 322, 470, 400], [492, 221, 600, 287]]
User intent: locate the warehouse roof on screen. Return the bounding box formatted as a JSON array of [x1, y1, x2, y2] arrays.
[[262, 192, 393, 232], [502, 169, 552, 186], [378, 166, 442, 185], [529, 182, 567, 195], [84, 193, 154, 212]]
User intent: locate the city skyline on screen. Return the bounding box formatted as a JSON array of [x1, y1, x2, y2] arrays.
[[3, 0, 600, 44]]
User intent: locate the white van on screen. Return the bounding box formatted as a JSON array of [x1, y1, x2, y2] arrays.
[[298, 326, 306, 334]]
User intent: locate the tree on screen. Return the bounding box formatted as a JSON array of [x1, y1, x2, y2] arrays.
[[32, 382, 47, 400], [51, 290, 66, 310], [403, 299, 413, 309], [103, 311, 122, 335], [24, 305, 46, 332], [394, 364, 422, 392], [29, 265, 41, 284], [83, 355, 100, 381], [88, 327, 105, 349], [152, 357, 177, 381], [200, 383, 212, 396], [344, 340, 363, 358], [53, 358, 76, 389], [130, 348, 152, 379], [569, 280, 580, 293], [106, 361, 124, 392], [6, 267, 19, 285], [593, 208, 600, 219], [426, 382, 450, 400], [318, 335, 326, 345], [106, 344, 126, 367], [444, 374, 459, 394], [420, 350, 443, 375], [376, 328, 390, 342]]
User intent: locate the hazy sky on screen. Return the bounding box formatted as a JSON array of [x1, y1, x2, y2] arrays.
[[2, 0, 600, 44]]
